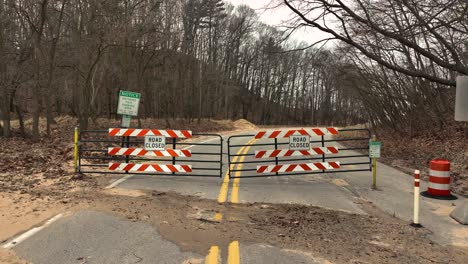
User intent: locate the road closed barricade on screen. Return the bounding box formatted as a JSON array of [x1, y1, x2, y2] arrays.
[[107, 128, 193, 173], [76, 128, 223, 178], [227, 128, 372, 178], [254, 128, 341, 175]]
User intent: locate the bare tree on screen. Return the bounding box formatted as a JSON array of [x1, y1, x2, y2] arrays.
[[282, 0, 467, 86]]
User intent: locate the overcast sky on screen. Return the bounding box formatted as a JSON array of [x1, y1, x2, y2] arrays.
[[224, 0, 333, 46]]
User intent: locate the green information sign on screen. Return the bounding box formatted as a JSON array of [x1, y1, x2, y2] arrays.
[[117, 90, 141, 116], [369, 141, 381, 158]]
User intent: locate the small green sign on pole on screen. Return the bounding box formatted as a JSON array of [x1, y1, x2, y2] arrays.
[[117, 90, 141, 117], [369, 137, 381, 190], [369, 141, 381, 158]]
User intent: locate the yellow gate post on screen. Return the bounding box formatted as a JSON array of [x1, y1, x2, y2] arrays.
[[74, 127, 79, 173]]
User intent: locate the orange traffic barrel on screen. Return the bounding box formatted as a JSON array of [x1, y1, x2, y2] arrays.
[[422, 159, 457, 200]]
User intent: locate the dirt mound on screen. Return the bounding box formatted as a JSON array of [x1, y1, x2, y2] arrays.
[[233, 119, 257, 130]]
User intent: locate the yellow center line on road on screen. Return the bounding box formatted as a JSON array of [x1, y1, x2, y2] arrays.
[[205, 245, 220, 264], [230, 139, 256, 204], [227, 241, 240, 264], [210, 138, 254, 264], [217, 138, 256, 204], [217, 155, 239, 204]]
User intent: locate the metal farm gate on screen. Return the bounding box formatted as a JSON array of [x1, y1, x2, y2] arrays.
[[227, 128, 372, 178], [76, 128, 223, 178]]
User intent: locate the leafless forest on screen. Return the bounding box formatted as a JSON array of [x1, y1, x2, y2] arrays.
[[0, 0, 467, 139]]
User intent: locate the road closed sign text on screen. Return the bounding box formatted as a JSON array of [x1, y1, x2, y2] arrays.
[[144, 136, 166, 150], [289, 135, 310, 150]]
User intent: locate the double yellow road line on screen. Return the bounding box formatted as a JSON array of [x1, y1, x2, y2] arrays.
[[217, 138, 256, 204], [205, 246, 220, 264], [205, 241, 240, 264], [206, 137, 256, 264]]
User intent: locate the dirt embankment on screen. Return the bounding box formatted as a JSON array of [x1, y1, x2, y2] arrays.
[[337, 125, 468, 197]]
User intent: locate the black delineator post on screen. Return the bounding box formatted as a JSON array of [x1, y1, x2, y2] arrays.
[[172, 138, 176, 175], [274, 138, 279, 176], [321, 135, 325, 173], [120, 134, 126, 173], [125, 136, 130, 173], [227, 137, 231, 179], [220, 138, 224, 178]]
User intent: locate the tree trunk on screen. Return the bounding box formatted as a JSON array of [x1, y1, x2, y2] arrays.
[[0, 94, 10, 137], [44, 0, 66, 135]]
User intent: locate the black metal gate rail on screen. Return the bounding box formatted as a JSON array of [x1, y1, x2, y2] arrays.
[[227, 128, 372, 179], [78, 130, 223, 177]]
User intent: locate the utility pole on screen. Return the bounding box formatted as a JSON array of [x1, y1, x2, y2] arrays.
[[450, 44, 468, 225], [454, 43, 468, 122]]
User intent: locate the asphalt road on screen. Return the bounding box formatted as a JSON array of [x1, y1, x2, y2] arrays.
[[14, 210, 203, 264], [6, 128, 468, 263], [114, 132, 366, 213]]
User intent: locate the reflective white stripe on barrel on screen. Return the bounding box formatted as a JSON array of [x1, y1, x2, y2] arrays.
[[427, 159, 451, 197], [428, 183, 450, 190], [429, 170, 450, 177]]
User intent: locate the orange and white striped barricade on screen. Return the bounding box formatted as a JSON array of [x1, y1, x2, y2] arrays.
[[254, 128, 338, 139], [257, 162, 340, 173], [255, 147, 339, 158], [226, 127, 375, 179], [108, 148, 191, 157], [108, 128, 193, 174], [254, 128, 341, 175], [421, 159, 457, 200], [109, 128, 192, 138], [108, 163, 192, 173]]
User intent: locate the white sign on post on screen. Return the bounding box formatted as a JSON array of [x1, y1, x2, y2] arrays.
[[144, 136, 166, 150], [369, 141, 381, 158], [289, 135, 310, 150], [117, 90, 141, 116]]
